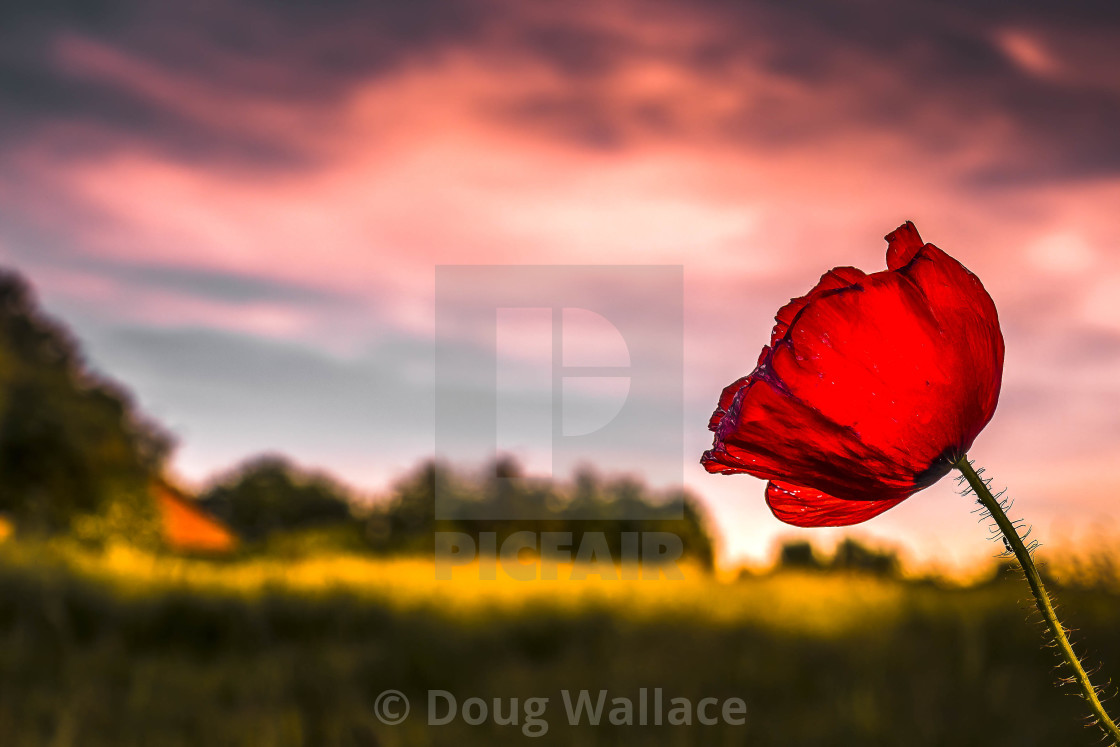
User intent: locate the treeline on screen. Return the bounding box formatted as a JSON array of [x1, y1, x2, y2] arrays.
[[198, 455, 716, 567], [773, 538, 901, 577], [366, 457, 715, 567]]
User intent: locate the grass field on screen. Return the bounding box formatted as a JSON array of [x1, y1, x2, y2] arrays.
[[1, 541, 1119, 746]]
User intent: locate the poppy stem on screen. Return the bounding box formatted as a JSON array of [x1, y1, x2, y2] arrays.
[[955, 456, 1120, 744]]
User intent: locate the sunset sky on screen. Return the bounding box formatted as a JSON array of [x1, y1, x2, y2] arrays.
[[2, 0, 1119, 568]]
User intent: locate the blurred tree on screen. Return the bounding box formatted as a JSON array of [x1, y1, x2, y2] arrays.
[[361, 459, 444, 553], [367, 458, 717, 568], [777, 540, 823, 570], [831, 538, 900, 577], [198, 455, 355, 541], [0, 271, 171, 537]]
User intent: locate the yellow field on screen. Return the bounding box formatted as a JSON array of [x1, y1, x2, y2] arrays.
[[0, 539, 1013, 638], [1, 536, 1115, 746]]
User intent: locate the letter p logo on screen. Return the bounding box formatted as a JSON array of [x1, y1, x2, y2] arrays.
[[435, 266, 683, 520]]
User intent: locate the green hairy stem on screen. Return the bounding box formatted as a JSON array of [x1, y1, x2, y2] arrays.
[[955, 456, 1120, 744]]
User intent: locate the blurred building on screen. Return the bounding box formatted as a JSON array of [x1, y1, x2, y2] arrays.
[[153, 480, 239, 554]]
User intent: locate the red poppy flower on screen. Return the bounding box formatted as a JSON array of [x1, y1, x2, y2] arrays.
[[701, 221, 1004, 527]]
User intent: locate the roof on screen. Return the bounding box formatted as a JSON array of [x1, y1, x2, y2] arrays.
[[153, 480, 239, 554]]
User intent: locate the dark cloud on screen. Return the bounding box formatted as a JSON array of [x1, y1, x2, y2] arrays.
[[497, 94, 628, 151], [517, 23, 634, 79], [493, 0, 1120, 181], [0, 0, 495, 166], [742, 0, 1120, 182], [1, 0, 1118, 179]]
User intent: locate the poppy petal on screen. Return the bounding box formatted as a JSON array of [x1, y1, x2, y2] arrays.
[[885, 220, 925, 270], [765, 269, 953, 483], [899, 244, 1004, 452], [708, 374, 753, 431], [701, 363, 915, 500], [771, 266, 865, 345], [765, 481, 906, 528], [707, 277, 938, 499], [763, 248, 999, 489]]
